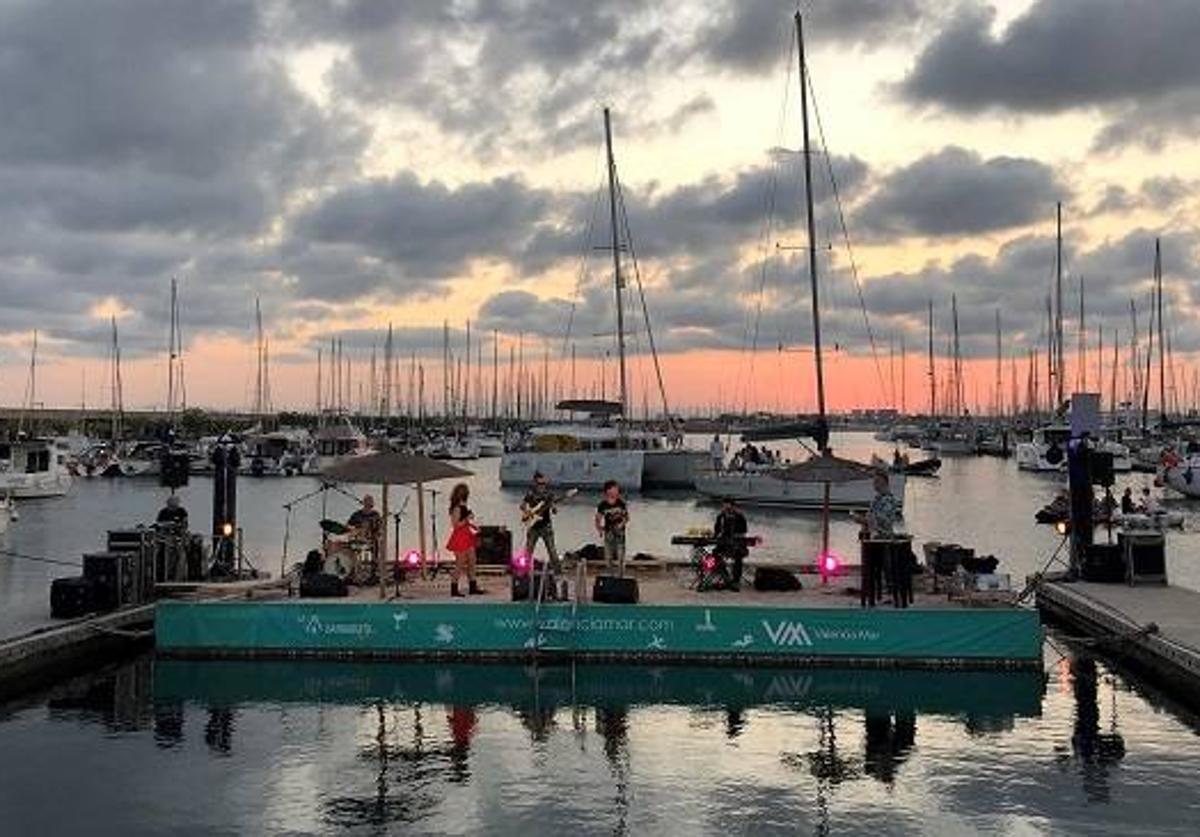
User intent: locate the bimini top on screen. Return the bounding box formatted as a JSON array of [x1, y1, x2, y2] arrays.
[[779, 453, 881, 484], [555, 399, 623, 416]]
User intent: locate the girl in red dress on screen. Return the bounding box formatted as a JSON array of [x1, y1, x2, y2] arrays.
[[446, 482, 483, 597]]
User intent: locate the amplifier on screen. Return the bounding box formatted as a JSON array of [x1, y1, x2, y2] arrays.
[[593, 575, 639, 604], [50, 576, 95, 619], [107, 528, 154, 554], [160, 451, 190, 489], [84, 551, 140, 610], [1121, 532, 1166, 585], [1082, 543, 1126, 583], [477, 525, 513, 565]]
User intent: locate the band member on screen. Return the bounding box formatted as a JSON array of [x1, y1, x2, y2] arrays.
[[446, 483, 483, 597], [156, 494, 188, 530], [344, 494, 383, 582], [713, 497, 749, 590], [594, 480, 629, 572], [521, 471, 561, 574]]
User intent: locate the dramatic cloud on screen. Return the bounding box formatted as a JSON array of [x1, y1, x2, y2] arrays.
[[854, 147, 1064, 239], [898, 0, 1200, 150]]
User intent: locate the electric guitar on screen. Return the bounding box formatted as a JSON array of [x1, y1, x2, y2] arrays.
[[521, 488, 579, 527]]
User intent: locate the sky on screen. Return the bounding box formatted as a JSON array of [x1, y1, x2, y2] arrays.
[[3, 0, 1200, 416]]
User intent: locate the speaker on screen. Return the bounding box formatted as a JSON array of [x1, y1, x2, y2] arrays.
[[299, 572, 348, 598], [592, 575, 639, 604], [1089, 451, 1115, 487], [511, 573, 559, 602], [477, 525, 514, 566], [1082, 542, 1126, 583], [754, 566, 802, 591], [83, 552, 138, 610], [160, 451, 190, 489], [51, 576, 95, 619], [107, 528, 154, 554], [1121, 532, 1166, 585]]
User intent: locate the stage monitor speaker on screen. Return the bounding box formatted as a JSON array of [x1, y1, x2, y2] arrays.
[[160, 452, 190, 489], [593, 575, 639, 604], [477, 525, 513, 566], [511, 573, 559, 602], [754, 566, 802, 591], [299, 572, 348, 598], [1121, 532, 1166, 585], [1082, 542, 1126, 583], [1089, 451, 1115, 487], [83, 552, 138, 610], [51, 576, 96, 619]]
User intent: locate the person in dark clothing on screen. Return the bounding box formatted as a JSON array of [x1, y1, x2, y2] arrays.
[[1120, 487, 1135, 515], [594, 480, 629, 572], [302, 548, 324, 577], [521, 472, 561, 574], [156, 495, 188, 530], [713, 498, 749, 590]]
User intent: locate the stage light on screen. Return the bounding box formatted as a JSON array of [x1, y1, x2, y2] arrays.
[[818, 551, 841, 576], [1054, 520, 1069, 536], [701, 554, 718, 573], [221, 522, 234, 537], [511, 551, 531, 576], [403, 549, 422, 568]]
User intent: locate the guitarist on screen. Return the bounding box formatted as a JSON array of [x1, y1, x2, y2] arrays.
[[521, 471, 561, 576]]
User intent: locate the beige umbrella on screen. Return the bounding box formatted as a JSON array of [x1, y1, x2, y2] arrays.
[[323, 453, 473, 598], [779, 452, 886, 572]]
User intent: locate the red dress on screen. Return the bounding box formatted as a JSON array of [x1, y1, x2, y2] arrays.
[[446, 504, 478, 553]]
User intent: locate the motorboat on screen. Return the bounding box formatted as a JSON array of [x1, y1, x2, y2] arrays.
[[314, 417, 371, 471], [0, 437, 73, 498], [1015, 425, 1070, 472], [696, 452, 908, 511], [1114, 510, 1185, 530], [500, 415, 645, 490], [243, 428, 319, 476]]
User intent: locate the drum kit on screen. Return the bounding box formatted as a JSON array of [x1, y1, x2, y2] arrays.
[[320, 518, 378, 585]]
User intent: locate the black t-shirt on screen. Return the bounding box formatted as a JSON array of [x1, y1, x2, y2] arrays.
[[348, 508, 382, 535], [523, 486, 555, 527], [714, 509, 748, 557], [156, 506, 188, 528], [597, 497, 628, 534]]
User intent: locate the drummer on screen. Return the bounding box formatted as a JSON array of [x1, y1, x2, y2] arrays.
[[331, 495, 383, 582]]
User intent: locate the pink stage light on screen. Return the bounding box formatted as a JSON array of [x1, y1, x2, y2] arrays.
[[701, 554, 718, 573], [511, 551, 531, 576], [403, 549, 422, 568], [819, 551, 841, 576]]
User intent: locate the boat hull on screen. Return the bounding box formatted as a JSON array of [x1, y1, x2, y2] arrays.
[[642, 450, 709, 489], [500, 450, 645, 490], [695, 470, 907, 511], [0, 471, 72, 499]]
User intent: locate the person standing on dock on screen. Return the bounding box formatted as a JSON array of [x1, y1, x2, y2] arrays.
[[446, 483, 483, 597], [709, 434, 724, 472], [521, 472, 561, 576], [595, 480, 629, 573], [713, 497, 749, 590]]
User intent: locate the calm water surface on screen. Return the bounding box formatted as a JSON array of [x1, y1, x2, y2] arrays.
[[3, 432, 1200, 835]]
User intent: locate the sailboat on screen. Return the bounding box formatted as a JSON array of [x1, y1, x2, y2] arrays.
[[0, 332, 73, 498], [695, 12, 906, 511]]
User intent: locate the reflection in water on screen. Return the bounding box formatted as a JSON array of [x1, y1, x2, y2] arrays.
[[1057, 655, 1126, 804], [9, 651, 1200, 835]]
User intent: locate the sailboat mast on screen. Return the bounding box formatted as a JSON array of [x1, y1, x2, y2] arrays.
[[927, 300, 935, 417], [796, 13, 827, 446], [995, 309, 1002, 417], [603, 107, 629, 441], [1055, 202, 1064, 407], [1156, 238, 1165, 424]]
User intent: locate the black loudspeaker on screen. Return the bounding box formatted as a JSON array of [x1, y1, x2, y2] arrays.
[[107, 528, 155, 599], [84, 552, 138, 610], [511, 573, 559, 602], [593, 575, 639, 604], [754, 566, 802, 591], [1121, 532, 1166, 585], [160, 451, 190, 489], [477, 525, 513, 566], [1082, 543, 1126, 583], [1089, 451, 1115, 487], [51, 576, 95, 619], [299, 572, 349, 598]]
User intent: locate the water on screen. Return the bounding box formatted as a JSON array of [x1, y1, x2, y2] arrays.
[[1, 647, 1199, 835], [4, 432, 1200, 834]]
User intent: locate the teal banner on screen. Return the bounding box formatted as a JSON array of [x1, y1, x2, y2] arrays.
[[157, 601, 1041, 664]]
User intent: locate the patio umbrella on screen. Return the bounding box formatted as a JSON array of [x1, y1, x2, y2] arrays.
[[324, 453, 472, 597], [779, 452, 885, 575]]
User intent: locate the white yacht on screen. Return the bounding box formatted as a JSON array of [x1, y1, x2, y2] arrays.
[[695, 455, 908, 511], [500, 410, 645, 490], [243, 428, 319, 476], [0, 437, 73, 498], [1015, 426, 1070, 472], [314, 417, 370, 471]]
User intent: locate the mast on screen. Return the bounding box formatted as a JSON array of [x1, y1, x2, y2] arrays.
[[1055, 201, 1064, 407], [927, 300, 935, 418], [110, 317, 123, 443], [167, 277, 181, 423], [951, 294, 962, 416], [1156, 238, 1166, 425], [491, 330, 499, 423], [603, 107, 629, 442], [1078, 275, 1086, 393], [796, 12, 827, 448], [900, 333, 906, 415], [995, 308, 1002, 416]]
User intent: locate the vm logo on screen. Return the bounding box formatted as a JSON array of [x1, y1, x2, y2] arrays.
[[762, 620, 813, 647]]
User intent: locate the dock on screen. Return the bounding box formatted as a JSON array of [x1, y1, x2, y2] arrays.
[[1037, 579, 1200, 706]]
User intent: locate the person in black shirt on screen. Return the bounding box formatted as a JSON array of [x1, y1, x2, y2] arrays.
[[156, 495, 188, 530], [521, 472, 561, 574], [713, 497, 749, 590], [594, 480, 629, 573]]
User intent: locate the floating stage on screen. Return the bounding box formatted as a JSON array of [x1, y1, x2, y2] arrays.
[[157, 573, 1042, 670]]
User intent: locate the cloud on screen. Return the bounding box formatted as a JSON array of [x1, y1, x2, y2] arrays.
[[897, 0, 1200, 150], [854, 147, 1064, 239], [697, 0, 932, 74]]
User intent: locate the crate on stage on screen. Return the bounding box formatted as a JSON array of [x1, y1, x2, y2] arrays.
[[107, 527, 154, 555], [477, 525, 513, 566], [50, 576, 96, 619], [512, 572, 563, 602], [1120, 532, 1166, 585], [593, 575, 639, 604], [84, 551, 140, 610], [1082, 542, 1125, 583], [109, 527, 158, 600]]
